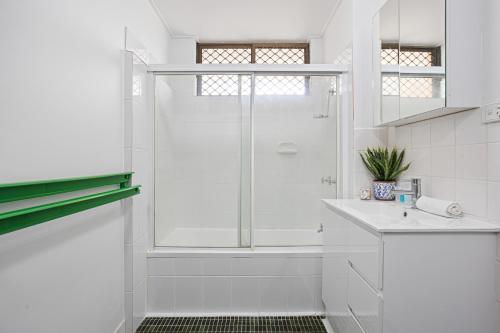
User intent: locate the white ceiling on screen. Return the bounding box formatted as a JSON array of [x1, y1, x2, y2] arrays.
[[152, 0, 339, 42], [380, 0, 445, 46]]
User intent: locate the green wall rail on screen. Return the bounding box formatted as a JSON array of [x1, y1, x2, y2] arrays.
[[0, 173, 140, 236], [0, 172, 133, 203]]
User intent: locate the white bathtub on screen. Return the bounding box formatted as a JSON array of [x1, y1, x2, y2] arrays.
[[158, 228, 323, 247], [146, 246, 324, 316]]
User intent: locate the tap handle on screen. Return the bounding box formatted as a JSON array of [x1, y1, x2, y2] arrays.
[[411, 178, 422, 199]]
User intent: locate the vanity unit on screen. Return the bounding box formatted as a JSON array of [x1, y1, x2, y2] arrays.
[[322, 199, 500, 333], [372, 0, 482, 126]]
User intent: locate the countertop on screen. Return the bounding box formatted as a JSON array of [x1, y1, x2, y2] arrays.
[[322, 199, 500, 233]]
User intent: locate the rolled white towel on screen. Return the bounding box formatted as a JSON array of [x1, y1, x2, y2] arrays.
[[416, 196, 463, 218]]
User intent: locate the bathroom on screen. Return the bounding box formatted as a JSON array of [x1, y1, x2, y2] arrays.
[[0, 0, 499, 332]]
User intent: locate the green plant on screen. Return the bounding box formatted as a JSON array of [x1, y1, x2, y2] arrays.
[[360, 147, 410, 181]]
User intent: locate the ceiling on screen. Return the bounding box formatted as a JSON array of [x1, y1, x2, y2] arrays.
[[380, 0, 445, 46], [152, 0, 339, 42]]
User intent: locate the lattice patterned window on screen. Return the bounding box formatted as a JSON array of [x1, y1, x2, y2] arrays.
[[381, 47, 399, 65], [381, 45, 441, 67], [255, 47, 305, 64], [199, 47, 252, 64], [382, 76, 399, 96], [382, 76, 445, 98], [400, 77, 433, 98], [196, 43, 309, 96]]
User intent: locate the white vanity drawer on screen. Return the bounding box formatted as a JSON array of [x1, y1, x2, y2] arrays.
[[348, 266, 382, 333], [348, 221, 383, 290]]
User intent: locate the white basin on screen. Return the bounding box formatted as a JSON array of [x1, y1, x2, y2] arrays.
[[322, 199, 500, 233]]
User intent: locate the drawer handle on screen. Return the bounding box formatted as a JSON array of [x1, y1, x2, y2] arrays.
[[348, 261, 382, 298]]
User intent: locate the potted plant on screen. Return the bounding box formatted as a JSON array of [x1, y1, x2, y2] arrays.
[[360, 147, 411, 200]]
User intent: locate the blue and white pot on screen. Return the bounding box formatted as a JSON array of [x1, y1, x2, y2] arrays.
[[372, 181, 396, 201]]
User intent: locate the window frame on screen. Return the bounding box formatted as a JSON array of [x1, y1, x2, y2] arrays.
[[195, 43, 311, 96], [196, 43, 310, 64]]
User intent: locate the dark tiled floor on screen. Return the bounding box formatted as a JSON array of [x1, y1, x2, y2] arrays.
[[136, 316, 327, 333]]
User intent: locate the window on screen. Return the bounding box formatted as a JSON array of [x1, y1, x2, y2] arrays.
[[196, 43, 309, 96], [381, 45, 441, 67]]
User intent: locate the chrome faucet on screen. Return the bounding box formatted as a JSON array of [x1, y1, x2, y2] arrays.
[[394, 178, 422, 208]]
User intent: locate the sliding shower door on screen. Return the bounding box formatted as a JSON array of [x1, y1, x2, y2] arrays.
[[154, 74, 251, 247], [252, 75, 338, 246]]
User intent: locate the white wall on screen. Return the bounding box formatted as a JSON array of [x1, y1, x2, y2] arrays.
[[0, 1, 169, 332]]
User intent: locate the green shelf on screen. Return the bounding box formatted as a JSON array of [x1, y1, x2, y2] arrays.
[[0, 173, 140, 236]]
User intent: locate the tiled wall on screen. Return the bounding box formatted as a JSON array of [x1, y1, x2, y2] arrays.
[[353, 128, 389, 194], [124, 51, 154, 333], [146, 254, 323, 316], [390, 109, 500, 222]]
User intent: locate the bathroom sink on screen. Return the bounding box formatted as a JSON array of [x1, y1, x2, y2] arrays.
[[322, 199, 500, 233]]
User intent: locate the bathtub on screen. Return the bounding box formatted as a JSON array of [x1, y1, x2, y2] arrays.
[[157, 227, 323, 247], [146, 246, 324, 317]]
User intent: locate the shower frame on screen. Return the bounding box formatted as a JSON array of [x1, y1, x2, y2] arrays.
[[148, 64, 348, 248]]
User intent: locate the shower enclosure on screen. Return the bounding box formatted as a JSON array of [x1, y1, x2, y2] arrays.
[[153, 67, 340, 247]]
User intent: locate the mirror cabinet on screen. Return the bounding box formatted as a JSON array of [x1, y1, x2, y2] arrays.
[[373, 0, 482, 126]]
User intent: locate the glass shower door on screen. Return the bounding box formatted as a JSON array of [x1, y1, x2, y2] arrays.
[[154, 74, 251, 247], [252, 75, 338, 246]]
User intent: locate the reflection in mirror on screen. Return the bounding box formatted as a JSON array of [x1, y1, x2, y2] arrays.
[[376, 0, 400, 124], [399, 0, 445, 117], [375, 0, 446, 125]]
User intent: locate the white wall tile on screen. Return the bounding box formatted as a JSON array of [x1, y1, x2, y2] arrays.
[[431, 177, 456, 201], [147, 277, 175, 313], [456, 180, 488, 218], [431, 147, 455, 178], [231, 258, 257, 276], [455, 144, 487, 180], [125, 292, 133, 333], [231, 277, 260, 312], [146, 255, 323, 314], [497, 302, 500, 332], [488, 122, 500, 143], [406, 148, 431, 176], [488, 143, 500, 181], [497, 234, 500, 259], [133, 280, 146, 331], [203, 258, 232, 276], [174, 258, 203, 276], [203, 277, 231, 312], [256, 258, 289, 276], [287, 277, 318, 313], [125, 244, 133, 292], [395, 126, 411, 148], [430, 115, 455, 146], [260, 277, 290, 312], [488, 182, 500, 223], [354, 128, 388, 150], [293, 257, 323, 276], [148, 258, 175, 276], [410, 121, 431, 147], [133, 236, 147, 289], [174, 277, 203, 313], [496, 263, 500, 302], [455, 110, 487, 145]]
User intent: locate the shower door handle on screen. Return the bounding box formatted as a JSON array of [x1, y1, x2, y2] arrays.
[[321, 176, 336, 185]]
